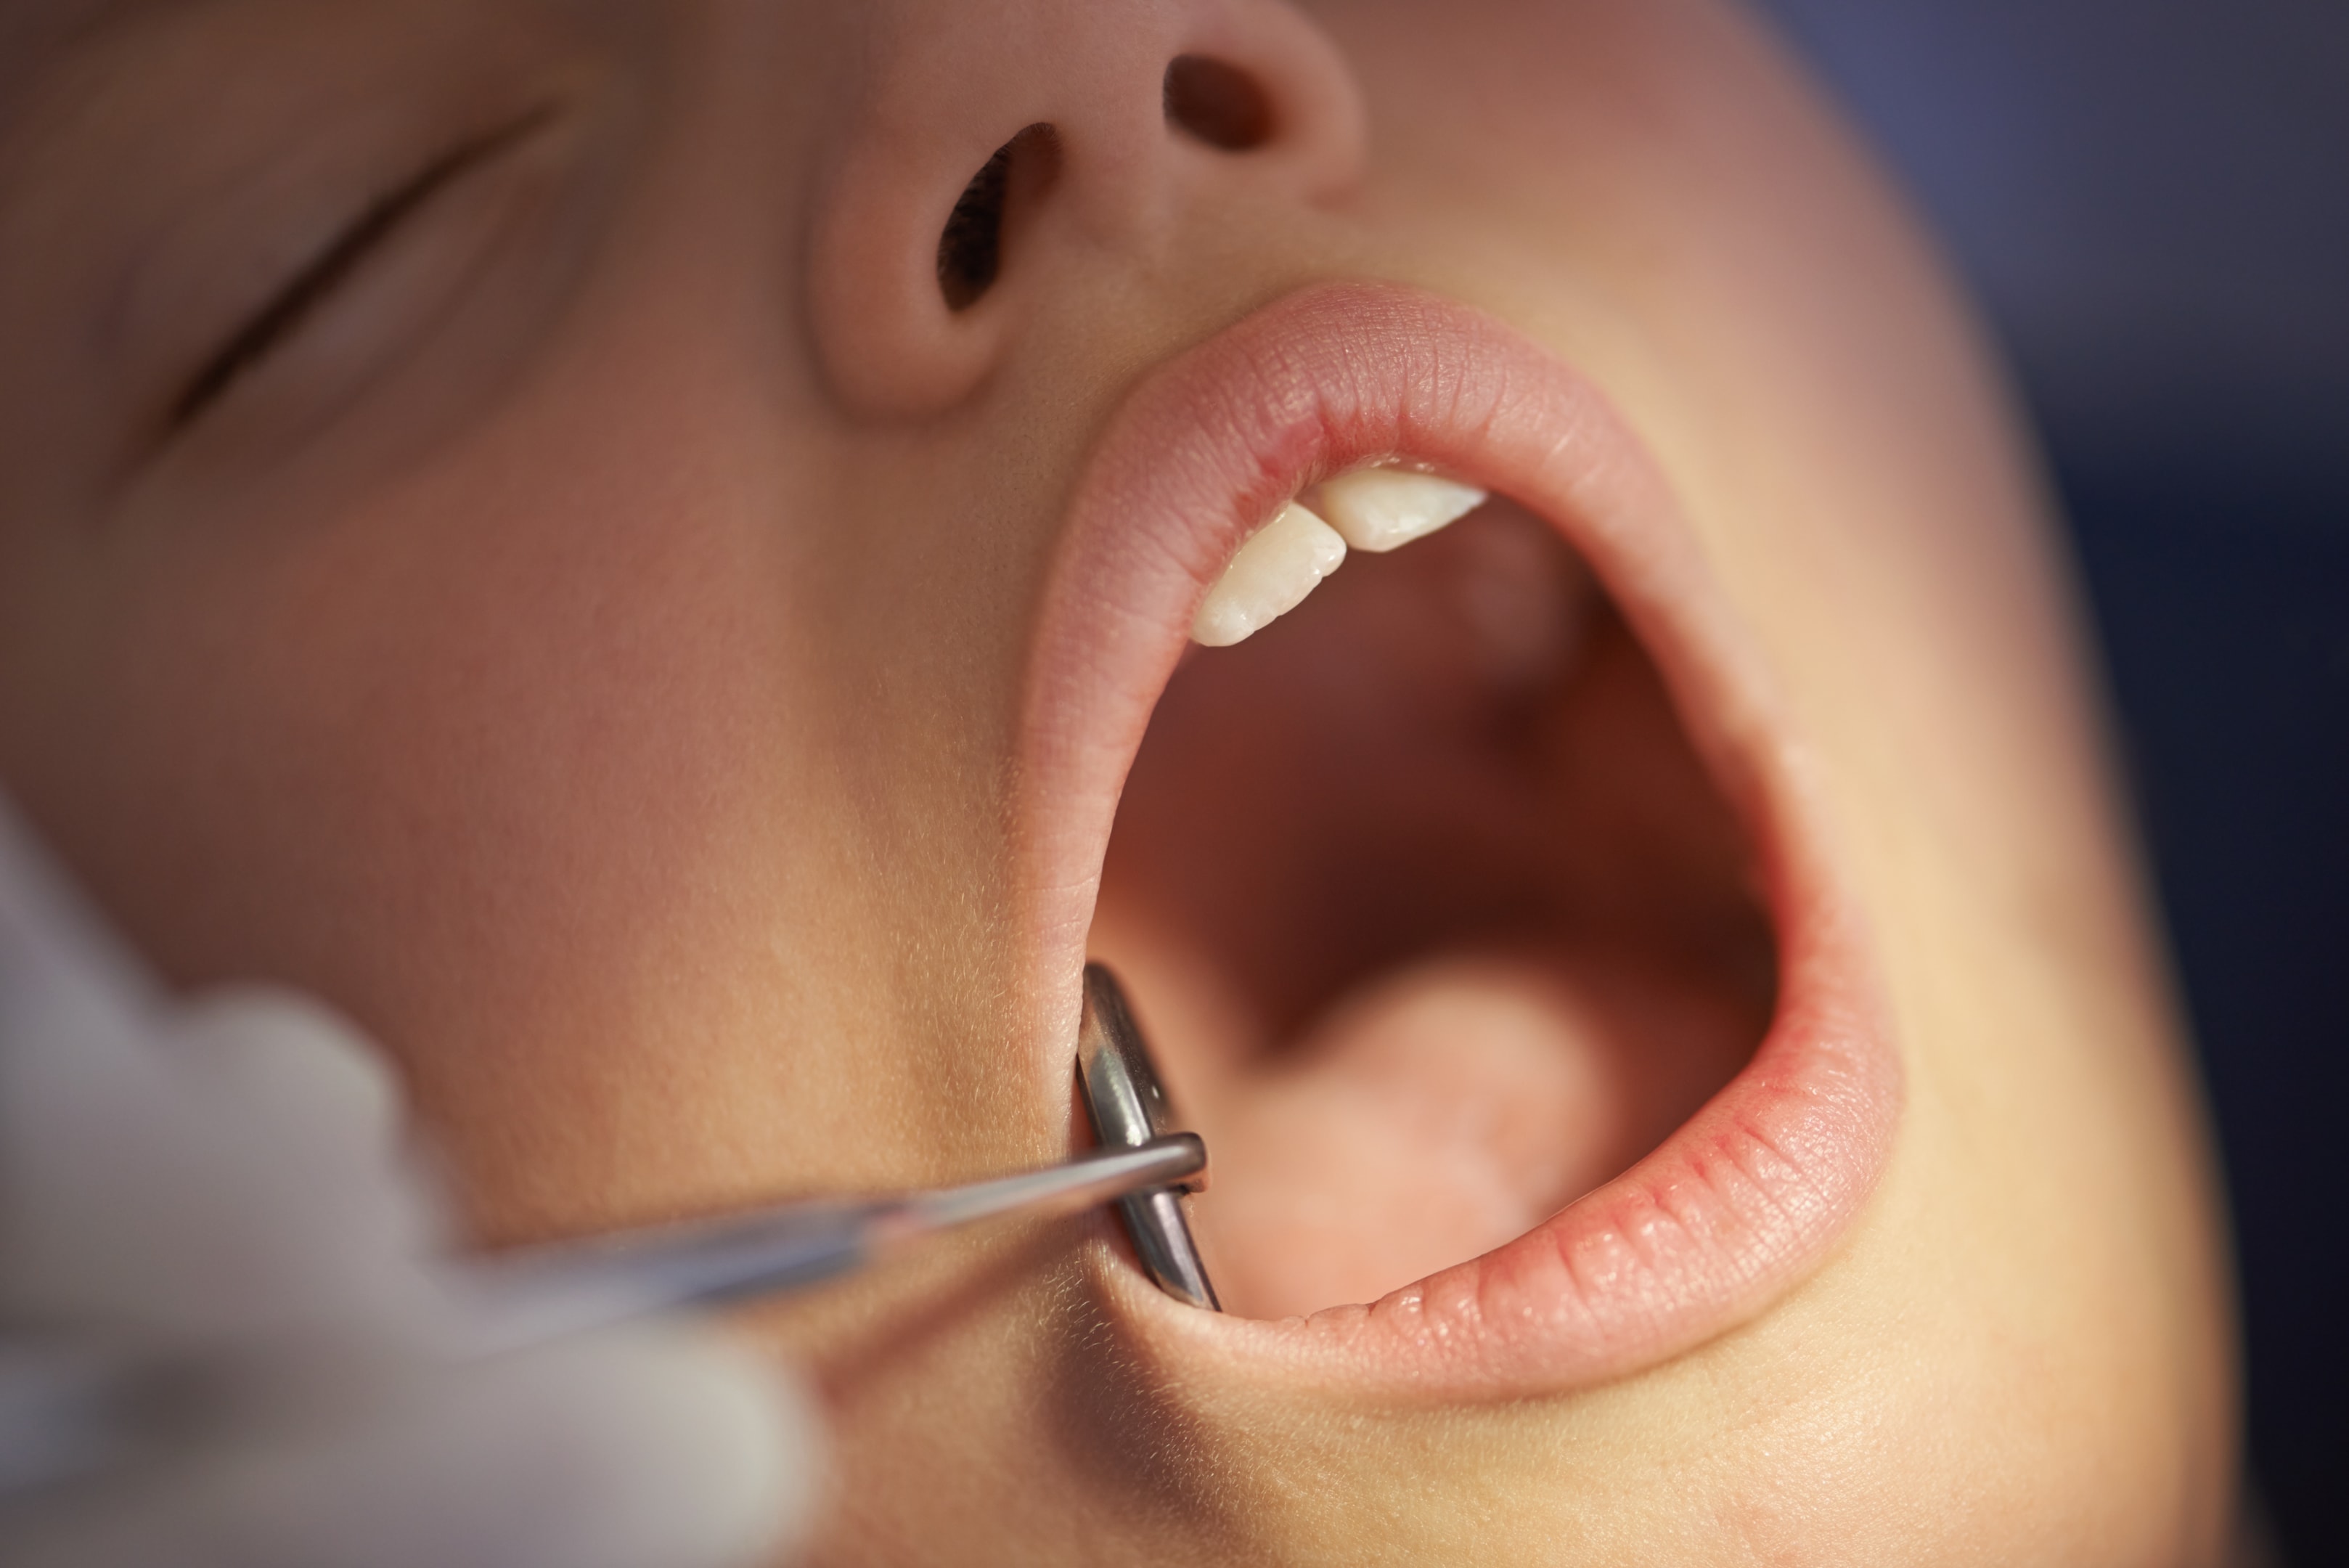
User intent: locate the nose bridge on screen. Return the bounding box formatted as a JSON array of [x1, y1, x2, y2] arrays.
[[804, 0, 1368, 417]]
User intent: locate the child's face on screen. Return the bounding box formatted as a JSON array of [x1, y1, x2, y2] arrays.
[[0, 0, 2233, 1560]]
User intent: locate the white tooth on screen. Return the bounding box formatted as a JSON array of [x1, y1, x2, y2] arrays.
[[1315, 467, 1486, 552], [1190, 501, 1347, 647]]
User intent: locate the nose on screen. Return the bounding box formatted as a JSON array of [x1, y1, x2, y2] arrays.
[[804, 0, 1368, 415]]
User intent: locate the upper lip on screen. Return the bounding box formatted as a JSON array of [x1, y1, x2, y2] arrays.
[[1014, 279, 1901, 1399]]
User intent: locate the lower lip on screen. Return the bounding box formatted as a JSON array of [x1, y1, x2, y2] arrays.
[[1020, 281, 1901, 1399]]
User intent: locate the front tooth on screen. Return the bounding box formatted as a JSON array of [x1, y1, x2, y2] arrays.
[[1190, 501, 1347, 647], [1315, 467, 1486, 552]]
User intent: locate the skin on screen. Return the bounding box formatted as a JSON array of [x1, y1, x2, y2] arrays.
[[0, 0, 2232, 1562]]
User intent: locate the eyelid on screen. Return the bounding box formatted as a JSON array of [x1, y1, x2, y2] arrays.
[[168, 105, 558, 433]]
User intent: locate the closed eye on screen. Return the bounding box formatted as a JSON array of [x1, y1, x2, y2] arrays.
[[169, 106, 555, 433]]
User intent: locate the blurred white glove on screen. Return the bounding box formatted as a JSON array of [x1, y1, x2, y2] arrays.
[[0, 799, 820, 1568]]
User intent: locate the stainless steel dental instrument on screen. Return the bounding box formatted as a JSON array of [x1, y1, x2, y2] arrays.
[[0, 1131, 1205, 1498], [1077, 963, 1222, 1310], [467, 1130, 1207, 1349]]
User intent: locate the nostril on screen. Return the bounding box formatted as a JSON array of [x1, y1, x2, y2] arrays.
[[936, 144, 1009, 311], [1164, 54, 1273, 151], [937, 123, 1059, 311]]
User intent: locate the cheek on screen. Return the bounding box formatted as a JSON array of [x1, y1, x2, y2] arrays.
[[192, 460, 812, 940], [14, 412, 912, 1228]]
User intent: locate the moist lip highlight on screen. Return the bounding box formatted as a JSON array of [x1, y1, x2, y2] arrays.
[[1018, 280, 1901, 1400]]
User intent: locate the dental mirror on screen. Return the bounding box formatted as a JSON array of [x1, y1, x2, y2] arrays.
[[1076, 963, 1222, 1311]]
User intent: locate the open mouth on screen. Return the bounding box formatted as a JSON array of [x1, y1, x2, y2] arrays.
[[1018, 282, 1899, 1399]]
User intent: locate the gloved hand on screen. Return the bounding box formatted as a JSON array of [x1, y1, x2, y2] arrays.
[[0, 799, 820, 1568]]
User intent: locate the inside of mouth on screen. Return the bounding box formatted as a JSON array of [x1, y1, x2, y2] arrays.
[[1085, 497, 1776, 1319]]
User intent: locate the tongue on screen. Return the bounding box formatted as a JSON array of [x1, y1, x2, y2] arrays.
[[1188, 949, 1754, 1320]]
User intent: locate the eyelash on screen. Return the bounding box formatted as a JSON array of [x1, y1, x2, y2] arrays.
[[169, 108, 554, 433]]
